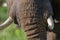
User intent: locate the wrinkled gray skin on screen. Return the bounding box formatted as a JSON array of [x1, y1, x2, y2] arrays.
[[5, 0, 54, 40]]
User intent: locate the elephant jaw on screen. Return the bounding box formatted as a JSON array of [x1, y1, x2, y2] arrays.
[[0, 17, 13, 30], [47, 16, 54, 30]]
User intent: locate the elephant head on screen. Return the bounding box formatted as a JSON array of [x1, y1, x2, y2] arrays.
[[0, 0, 56, 40], [0, 0, 54, 30]]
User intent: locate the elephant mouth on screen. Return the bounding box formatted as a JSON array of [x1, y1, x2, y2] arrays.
[[0, 17, 13, 30]]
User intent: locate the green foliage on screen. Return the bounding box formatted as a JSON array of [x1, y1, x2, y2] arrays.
[[0, 23, 27, 40], [0, 7, 27, 40], [0, 0, 5, 2], [0, 7, 8, 23]]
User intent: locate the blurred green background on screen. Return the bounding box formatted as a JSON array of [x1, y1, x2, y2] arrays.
[[0, 0, 27, 40]]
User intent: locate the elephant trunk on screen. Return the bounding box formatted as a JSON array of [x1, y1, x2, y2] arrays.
[[47, 16, 54, 30], [0, 17, 13, 30]]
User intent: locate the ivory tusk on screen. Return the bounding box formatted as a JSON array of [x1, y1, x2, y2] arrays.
[[47, 16, 54, 30], [0, 17, 13, 30]]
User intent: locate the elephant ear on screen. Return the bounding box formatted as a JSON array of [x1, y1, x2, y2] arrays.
[[47, 16, 54, 30]]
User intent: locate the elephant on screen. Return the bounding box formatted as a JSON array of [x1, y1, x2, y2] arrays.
[[0, 0, 55, 40]]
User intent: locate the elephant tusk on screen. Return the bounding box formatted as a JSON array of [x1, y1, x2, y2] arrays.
[[47, 16, 54, 30], [0, 17, 13, 30]]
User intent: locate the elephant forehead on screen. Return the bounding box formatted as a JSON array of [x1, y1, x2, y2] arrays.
[[19, 0, 41, 3], [16, 0, 42, 19], [16, 0, 47, 27], [19, 0, 41, 9]]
